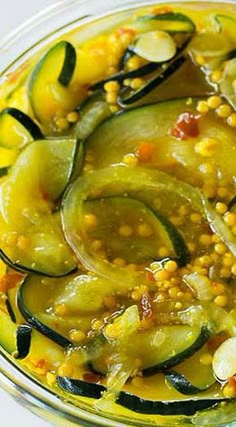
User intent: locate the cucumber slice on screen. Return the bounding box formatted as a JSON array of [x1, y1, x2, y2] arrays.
[[75, 91, 111, 140], [85, 98, 236, 182], [15, 325, 32, 360], [0, 108, 43, 149], [83, 196, 188, 266], [0, 306, 18, 354], [133, 12, 196, 34], [29, 41, 82, 129], [92, 325, 210, 376], [0, 138, 77, 276]]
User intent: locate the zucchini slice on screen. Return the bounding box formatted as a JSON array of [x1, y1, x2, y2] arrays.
[[118, 55, 186, 106], [57, 377, 229, 416], [75, 91, 111, 140], [0, 138, 77, 277], [165, 371, 213, 395], [83, 196, 189, 266], [0, 306, 18, 354], [17, 273, 114, 347], [220, 58, 236, 109], [228, 196, 236, 212], [133, 12, 196, 34], [92, 325, 210, 376], [0, 108, 43, 149], [85, 98, 236, 182], [29, 41, 82, 129]]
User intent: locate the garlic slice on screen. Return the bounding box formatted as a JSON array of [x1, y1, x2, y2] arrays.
[[213, 337, 236, 381]]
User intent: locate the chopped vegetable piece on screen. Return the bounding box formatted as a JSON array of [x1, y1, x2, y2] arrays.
[[132, 31, 177, 63]]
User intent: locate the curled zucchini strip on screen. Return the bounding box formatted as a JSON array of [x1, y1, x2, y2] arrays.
[[62, 166, 236, 288]]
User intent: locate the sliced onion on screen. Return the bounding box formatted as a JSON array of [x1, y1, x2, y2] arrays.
[[213, 338, 236, 381], [183, 273, 214, 301]]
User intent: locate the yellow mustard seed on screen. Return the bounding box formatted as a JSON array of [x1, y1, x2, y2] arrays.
[[190, 213, 202, 224], [123, 153, 138, 166], [104, 295, 117, 309], [66, 111, 79, 123], [217, 186, 229, 198], [224, 212, 236, 227], [109, 105, 120, 114], [196, 100, 209, 114], [227, 113, 236, 127], [222, 255, 234, 267], [195, 55, 205, 66], [187, 242, 196, 253], [131, 289, 143, 301], [231, 264, 236, 276], [164, 260, 178, 273], [158, 246, 170, 257], [214, 242, 227, 255], [54, 303, 69, 316], [55, 117, 70, 131], [211, 282, 226, 296], [220, 267, 232, 278], [84, 213, 97, 228], [194, 138, 218, 157], [210, 70, 223, 83], [214, 294, 228, 307], [123, 78, 132, 87], [223, 383, 236, 398], [91, 319, 104, 330], [127, 56, 141, 71], [105, 324, 120, 339], [216, 103, 232, 118], [200, 353, 213, 366], [119, 224, 133, 237], [130, 78, 144, 90], [178, 205, 188, 216], [168, 286, 180, 299], [113, 257, 126, 267], [104, 81, 120, 92], [175, 301, 183, 310], [91, 240, 103, 252], [69, 329, 86, 343], [106, 91, 118, 104], [137, 223, 153, 238], [126, 263, 138, 272], [154, 269, 170, 281], [215, 202, 228, 214], [199, 234, 212, 246], [207, 95, 222, 109]]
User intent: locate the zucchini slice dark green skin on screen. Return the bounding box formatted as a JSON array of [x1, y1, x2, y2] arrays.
[[5, 295, 16, 324], [14, 324, 32, 359], [17, 278, 72, 348], [118, 55, 186, 106], [91, 62, 162, 91], [165, 370, 214, 395], [143, 327, 210, 376], [1, 108, 43, 140], [57, 377, 230, 416], [135, 12, 196, 34], [58, 42, 77, 87], [228, 196, 236, 212], [0, 167, 9, 178]]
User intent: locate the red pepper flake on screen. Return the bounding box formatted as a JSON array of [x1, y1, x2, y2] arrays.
[[228, 376, 236, 392], [83, 372, 103, 383], [140, 292, 153, 320], [0, 272, 23, 293], [35, 359, 47, 369], [145, 269, 155, 283], [116, 27, 136, 37], [136, 142, 156, 163], [169, 112, 201, 141]]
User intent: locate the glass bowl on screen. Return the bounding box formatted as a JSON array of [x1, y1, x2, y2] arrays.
[[1, 1, 236, 426]]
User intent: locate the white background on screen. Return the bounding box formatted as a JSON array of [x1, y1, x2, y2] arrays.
[[0, 3, 58, 426]]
